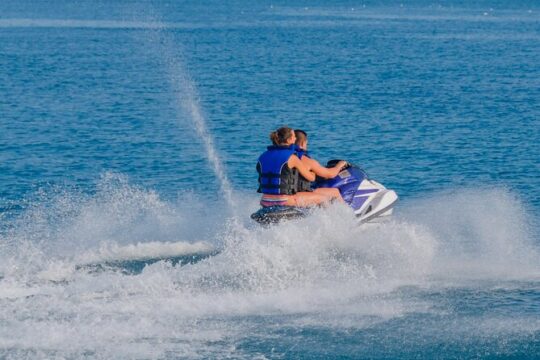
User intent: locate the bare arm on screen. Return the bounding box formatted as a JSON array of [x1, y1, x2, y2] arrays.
[[288, 155, 316, 182], [305, 158, 346, 179]]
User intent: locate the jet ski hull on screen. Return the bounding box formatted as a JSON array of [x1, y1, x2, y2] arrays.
[[250, 206, 307, 224]]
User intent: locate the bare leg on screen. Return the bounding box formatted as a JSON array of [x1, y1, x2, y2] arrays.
[[313, 188, 343, 202], [292, 192, 335, 207]]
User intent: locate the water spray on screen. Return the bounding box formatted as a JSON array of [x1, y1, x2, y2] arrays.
[[144, 20, 238, 217]]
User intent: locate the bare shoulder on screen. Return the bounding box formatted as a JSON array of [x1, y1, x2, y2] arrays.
[[288, 154, 300, 166]]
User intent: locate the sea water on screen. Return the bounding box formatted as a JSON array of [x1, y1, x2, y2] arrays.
[[1, 0, 539, 358]]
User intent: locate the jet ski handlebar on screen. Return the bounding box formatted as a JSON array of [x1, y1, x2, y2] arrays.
[[326, 159, 352, 170]]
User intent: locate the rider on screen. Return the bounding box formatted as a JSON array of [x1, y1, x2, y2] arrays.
[[294, 129, 345, 201], [257, 127, 337, 207]]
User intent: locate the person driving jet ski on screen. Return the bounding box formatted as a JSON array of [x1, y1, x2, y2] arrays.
[[294, 129, 345, 201], [257, 126, 339, 207]]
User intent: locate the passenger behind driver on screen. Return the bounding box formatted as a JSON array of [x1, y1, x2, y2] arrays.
[[257, 126, 338, 207]]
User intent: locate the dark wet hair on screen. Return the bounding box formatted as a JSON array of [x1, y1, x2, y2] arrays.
[[294, 129, 307, 145], [270, 127, 294, 145]]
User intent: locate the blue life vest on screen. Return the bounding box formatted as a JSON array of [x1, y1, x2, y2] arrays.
[[257, 145, 299, 195], [294, 145, 308, 159]]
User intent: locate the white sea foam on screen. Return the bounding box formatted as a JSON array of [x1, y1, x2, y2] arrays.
[[76, 240, 214, 264], [0, 180, 538, 357], [400, 188, 540, 281]]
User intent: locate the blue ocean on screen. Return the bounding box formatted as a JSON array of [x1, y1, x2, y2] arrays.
[[1, 0, 539, 358]]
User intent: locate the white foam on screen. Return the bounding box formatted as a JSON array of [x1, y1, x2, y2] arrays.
[[0, 282, 42, 299], [1, 184, 539, 357], [400, 188, 540, 281], [77, 240, 214, 264]]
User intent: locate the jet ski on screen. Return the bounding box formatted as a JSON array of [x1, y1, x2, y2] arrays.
[[250, 160, 398, 225]]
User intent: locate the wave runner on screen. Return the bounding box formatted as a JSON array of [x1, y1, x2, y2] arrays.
[[251, 160, 398, 225]]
